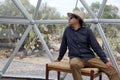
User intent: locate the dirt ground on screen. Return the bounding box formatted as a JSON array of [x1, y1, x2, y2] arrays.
[[0, 49, 119, 80]]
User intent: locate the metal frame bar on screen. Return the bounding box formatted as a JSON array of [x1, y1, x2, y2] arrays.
[[0, 18, 29, 24], [33, 24, 54, 61], [0, 16, 25, 19], [0, 19, 120, 24], [12, 0, 32, 21], [33, 0, 41, 19], [97, 0, 107, 18], [35, 19, 120, 24], [90, 0, 107, 30]]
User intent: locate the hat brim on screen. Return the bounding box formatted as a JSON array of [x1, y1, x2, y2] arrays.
[[67, 12, 82, 19]]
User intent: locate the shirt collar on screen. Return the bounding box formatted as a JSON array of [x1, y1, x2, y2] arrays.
[[70, 26, 83, 31]]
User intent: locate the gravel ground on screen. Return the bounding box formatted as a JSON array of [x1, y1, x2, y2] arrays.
[[0, 55, 109, 80]]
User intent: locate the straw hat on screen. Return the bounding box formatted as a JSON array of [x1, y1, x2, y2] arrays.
[[67, 9, 84, 20]]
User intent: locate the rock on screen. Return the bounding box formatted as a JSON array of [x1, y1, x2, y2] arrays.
[[51, 44, 60, 51], [17, 50, 27, 59], [50, 49, 54, 53], [27, 49, 32, 56], [115, 46, 120, 53], [116, 53, 120, 61], [33, 49, 43, 57], [3, 50, 12, 58], [0, 50, 3, 57]]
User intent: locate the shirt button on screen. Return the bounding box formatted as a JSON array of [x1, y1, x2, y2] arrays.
[[77, 45, 81, 47], [76, 41, 79, 43], [74, 32, 77, 34]]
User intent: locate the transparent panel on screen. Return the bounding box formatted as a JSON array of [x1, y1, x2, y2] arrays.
[[0, 0, 35, 17], [0, 23, 68, 79], [0, 0, 23, 17], [94, 24, 120, 67], [0, 23, 28, 71], [103, 24, 120, 62]]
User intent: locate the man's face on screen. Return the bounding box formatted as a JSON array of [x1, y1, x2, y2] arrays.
[[68, 15, 79, 26]]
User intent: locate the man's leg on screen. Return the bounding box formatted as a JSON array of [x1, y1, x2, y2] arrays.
[[87, 58, 120, 80], [69, 58, 85, 80]]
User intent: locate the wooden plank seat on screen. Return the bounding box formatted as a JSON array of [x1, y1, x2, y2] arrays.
[[46, 61, 102, 80]]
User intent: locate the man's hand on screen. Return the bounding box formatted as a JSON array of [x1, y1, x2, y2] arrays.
[[106, 61, 113, 67]]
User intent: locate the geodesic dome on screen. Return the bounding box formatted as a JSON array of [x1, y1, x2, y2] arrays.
[[0, 0, 120, 79]]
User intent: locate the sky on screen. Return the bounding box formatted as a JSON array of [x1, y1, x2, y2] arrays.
[[30, 0, 120, 16]]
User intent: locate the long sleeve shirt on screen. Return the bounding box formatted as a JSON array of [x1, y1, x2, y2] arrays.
[[57, 26, 108, 63]]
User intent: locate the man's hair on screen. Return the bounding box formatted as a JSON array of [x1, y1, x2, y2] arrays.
[[79, 19, 86, 27]]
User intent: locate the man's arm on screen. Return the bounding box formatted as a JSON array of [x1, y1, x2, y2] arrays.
[[88, 29, 108, 63], [57, 29, 67, 61]]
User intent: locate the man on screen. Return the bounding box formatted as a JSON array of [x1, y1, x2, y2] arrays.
[[55, 10, 120, 80]]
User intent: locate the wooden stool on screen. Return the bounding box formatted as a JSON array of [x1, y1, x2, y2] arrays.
[[46, 61, 102, 80]]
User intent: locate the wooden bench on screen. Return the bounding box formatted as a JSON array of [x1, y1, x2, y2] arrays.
[[46, 61, 102, 80]]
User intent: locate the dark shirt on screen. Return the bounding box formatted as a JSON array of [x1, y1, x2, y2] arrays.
[[57, 26, 108, 63]]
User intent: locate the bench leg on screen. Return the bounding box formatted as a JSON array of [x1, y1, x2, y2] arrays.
[[46, 64, 49, 80], [57, 71, 60, 80], [90, 70, 94, 80], [99, 73, 102, 80]]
